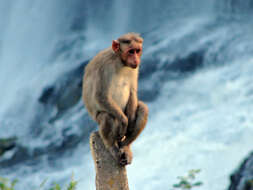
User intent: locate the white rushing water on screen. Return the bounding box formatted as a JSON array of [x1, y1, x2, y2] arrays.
[[0, 1, 253, 190], [127, 60, 253, 190]]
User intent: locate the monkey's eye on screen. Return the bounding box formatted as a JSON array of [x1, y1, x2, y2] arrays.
[[128, 49, 135, 54], [121, 39, 131, 44], [136, 49, 141, 54], [128, 49, 141, 55]]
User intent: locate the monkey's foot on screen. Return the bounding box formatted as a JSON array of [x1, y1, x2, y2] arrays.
[[117, 125, 127, 141], [119, 146, 133, 166]]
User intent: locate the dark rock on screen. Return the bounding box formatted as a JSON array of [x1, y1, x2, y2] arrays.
[[0, 137, 17, 156], [228, 152, 253, 190], [90, 132, 129, 190], [36, 60, 89, 124], [39, 60, 88, 107], [0, 144, 30, 167], [138, 85, 160, 102], [139, 57, 158, 80], [138, 50, 205, 102], [164, 50, 205, 73], [0, 133, 84, 168], [38, 86, 55, 104]]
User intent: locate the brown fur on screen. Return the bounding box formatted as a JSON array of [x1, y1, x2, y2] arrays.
[[82, 33, 148, 166]]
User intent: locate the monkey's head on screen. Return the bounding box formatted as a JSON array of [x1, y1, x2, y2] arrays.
[[112, 33, 143, 69]]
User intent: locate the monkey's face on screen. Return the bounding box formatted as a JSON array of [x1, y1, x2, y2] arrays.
[[112, 37, 143, 69], [121, 44, 142, 69]]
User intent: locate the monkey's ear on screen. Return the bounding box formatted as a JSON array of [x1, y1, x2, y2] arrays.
[[112, 40, 120, 53]]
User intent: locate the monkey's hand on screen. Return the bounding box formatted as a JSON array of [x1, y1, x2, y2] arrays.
[[120, 114, 128, 128], [117, 114, 128, 141], [128, 112, 137, 128]]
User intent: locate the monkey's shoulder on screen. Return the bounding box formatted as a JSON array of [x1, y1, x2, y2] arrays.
[[85, 48, 116, 71], [93, 48, 116, 63]]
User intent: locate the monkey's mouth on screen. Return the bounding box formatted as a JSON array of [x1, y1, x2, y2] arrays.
[[130, 64, 138, 69]]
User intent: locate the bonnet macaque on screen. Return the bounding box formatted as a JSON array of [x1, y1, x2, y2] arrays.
[[82, 33, 148, 166]]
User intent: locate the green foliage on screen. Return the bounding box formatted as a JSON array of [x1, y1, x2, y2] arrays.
[[49, 183, 61, 190], [46, 175, 78, 190], [0, 177, 18, 190], [172, 169, 203, 190], [0, 170, 202, 190], [66, 177, 78, 190], [0, 176, 77, 190]]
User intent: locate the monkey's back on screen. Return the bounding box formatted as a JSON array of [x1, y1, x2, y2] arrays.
[[83, 48, 108, 119], [82, 48, 119, 119]]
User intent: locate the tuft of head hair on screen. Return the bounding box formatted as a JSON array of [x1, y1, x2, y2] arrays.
[[118, 32, 143, 44]]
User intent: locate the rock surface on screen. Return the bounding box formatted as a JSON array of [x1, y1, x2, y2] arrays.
[[90, 131, 129, 190], [228, 152, 253, 190], [0, 137, 16, 156]]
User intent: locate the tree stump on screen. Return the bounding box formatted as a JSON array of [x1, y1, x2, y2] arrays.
[[90, 131, 129, 190]]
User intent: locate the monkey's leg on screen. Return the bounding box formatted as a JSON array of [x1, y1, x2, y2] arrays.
[[119, 101, 148, 165], [121, 101, 148, 147], [96, 112, 122, 164]]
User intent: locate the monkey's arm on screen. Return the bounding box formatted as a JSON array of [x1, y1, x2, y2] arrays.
[[95, 70, 128, 128], [125, 88, 138, 125]]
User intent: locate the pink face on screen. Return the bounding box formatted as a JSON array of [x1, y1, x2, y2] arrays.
[[121, 46, 142, 69], [112, 40, 143, 69]]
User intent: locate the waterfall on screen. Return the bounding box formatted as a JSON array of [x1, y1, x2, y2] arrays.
[[0, 1, 253, 190]]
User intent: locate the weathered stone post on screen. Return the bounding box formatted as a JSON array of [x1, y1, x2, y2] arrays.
[[90, 131, 129, 190]]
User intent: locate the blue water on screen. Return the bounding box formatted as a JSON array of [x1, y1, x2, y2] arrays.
[[0, 1, 253, 190]]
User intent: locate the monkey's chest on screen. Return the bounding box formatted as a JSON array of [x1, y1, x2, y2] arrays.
[[110, 78, 130, 110]]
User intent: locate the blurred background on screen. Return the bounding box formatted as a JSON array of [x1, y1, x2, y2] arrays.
[[0, 0, 253, 190]]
